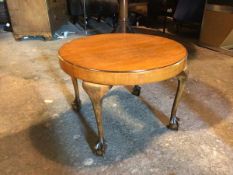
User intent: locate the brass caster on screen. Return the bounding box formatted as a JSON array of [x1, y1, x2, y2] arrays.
[[72, 99, 81, 112], [132, 85, 141, 96], [94, 140, 107, 156], [167, 116, 179, 131]]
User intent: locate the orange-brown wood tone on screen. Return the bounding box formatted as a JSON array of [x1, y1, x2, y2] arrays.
[[58, 33, 188, 156], [59, 33, 187, 85]]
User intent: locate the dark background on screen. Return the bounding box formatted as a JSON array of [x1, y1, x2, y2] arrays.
[[207, 0, 233, 6]]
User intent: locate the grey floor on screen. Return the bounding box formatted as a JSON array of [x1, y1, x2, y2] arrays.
[[0, 23, 233, 175]]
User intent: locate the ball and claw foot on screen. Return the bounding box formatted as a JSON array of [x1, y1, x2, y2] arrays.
[[72, 99, 81, 112], [132, 85, 141, 96], [167, 116, 180, 131], [94, 140, 107, 156]]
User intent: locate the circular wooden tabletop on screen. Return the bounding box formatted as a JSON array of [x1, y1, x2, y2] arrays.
[[59, 33, 187, 85]]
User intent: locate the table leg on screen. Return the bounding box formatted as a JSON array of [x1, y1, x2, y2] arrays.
[[82, 81, 111, 156], [71, 77, 81, 111], [167, 70, 188, 130], [132, 85, 141, 96]]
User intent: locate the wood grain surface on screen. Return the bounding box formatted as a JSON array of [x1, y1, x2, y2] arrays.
[[59, 33, 187, 85]]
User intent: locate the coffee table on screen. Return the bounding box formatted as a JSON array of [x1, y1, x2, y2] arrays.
[[58, 33, 188, 156]]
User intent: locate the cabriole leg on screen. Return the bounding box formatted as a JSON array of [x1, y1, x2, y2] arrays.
[[82, 81, 111, 156], [167, 70, 188, 130], [71, 77, 81, 111]]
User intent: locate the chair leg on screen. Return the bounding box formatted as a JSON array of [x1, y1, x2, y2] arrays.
[[163, 15, 167, 33], [112, 13, 118, 28], [71, 77, 81, 111], [167, 70, 188, 130], [82, 81, 111, 156], [175, 21, 180, 33]]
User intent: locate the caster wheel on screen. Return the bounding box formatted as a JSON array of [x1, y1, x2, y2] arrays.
[[167, 116, 179, 131], [94, 140, 107, 156], [132, 85, 141, 96], [72, 99, 81, 112]]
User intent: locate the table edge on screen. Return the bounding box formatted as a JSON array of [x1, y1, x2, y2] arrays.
[[59, 56, 187, 85]]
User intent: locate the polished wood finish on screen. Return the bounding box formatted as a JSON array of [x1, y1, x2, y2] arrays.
[[82, 82, 111, 155], [59, 33, 188, 156], [59, 33, 187, 85], [167, 69, 188, 130], [6, 0, 67, 40]]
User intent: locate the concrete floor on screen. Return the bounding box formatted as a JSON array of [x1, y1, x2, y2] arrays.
[[0, 29, 233, 175]]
